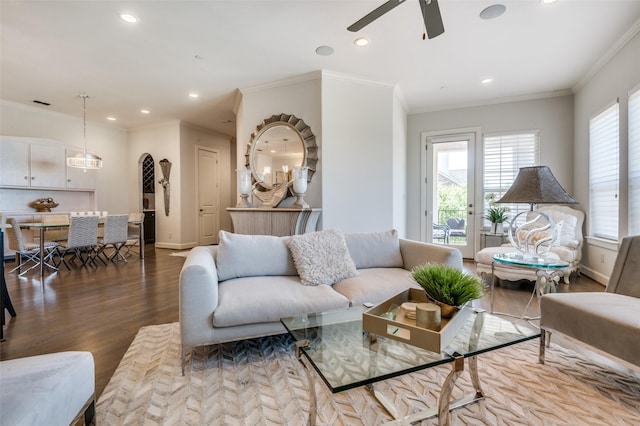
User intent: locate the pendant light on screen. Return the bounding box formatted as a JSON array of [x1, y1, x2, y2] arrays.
[[66, 93, 103, 169]]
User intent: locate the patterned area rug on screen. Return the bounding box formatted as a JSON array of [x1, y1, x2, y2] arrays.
[[97, 323, 640, 425]]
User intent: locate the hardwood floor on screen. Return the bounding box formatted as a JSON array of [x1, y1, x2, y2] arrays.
[[1, 248, 605, 399]]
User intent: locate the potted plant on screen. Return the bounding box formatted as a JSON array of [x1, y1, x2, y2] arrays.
[[484, 193, 509, 234], [411, 263, 484, 318]]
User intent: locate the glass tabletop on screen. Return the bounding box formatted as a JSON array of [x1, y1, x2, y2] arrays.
[[493, 252, 569, 269], [281, 306, 539, 393]]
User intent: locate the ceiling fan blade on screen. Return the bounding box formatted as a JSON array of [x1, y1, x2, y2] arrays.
[[419, 0, 445, 39], [347, 0, 407, 32]]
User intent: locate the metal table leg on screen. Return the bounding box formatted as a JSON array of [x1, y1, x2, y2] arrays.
[[295, 340, 316, 426]]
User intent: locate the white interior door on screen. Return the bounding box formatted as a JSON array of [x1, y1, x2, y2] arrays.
[[197, 147, 220, 245], [421, 130, 477, 259]]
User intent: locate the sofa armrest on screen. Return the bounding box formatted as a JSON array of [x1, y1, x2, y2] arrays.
[[399, 238, 463, 271], [179, 246, 219, 347]]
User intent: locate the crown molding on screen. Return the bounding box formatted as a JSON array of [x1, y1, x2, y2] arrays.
[[573, 17, 640, 92], [409, 89, 573, 115]]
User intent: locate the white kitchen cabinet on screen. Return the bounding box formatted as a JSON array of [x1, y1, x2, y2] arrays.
[[0, 138, 30, 186], [0, 137, 66, 188]]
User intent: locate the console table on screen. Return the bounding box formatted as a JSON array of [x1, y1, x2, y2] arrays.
[[227, 208, 321, 236]]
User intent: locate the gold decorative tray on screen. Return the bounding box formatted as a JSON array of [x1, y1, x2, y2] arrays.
[[362, 288, 473, 353]]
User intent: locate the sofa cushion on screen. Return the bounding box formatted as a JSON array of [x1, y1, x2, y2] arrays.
[[344, 229, 404, 269], [287, 229, 358, 286], [216, 231, 297, 282], [332, 268, 420, 306], [213, 276, 350, 327]]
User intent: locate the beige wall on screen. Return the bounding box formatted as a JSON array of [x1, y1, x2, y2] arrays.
[[573, 30, 640, 284], [406, 95, 575, 242]]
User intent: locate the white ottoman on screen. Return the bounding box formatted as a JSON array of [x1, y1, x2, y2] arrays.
[[0, 351, 95, 426]]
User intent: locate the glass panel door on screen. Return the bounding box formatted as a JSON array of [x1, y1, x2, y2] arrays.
[[424, 133, 476, 258]]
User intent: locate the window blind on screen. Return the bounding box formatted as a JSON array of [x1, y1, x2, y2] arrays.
[[629, 90, 640, 234], [483, 132, 539, 224], [589, 102, 619, 240]]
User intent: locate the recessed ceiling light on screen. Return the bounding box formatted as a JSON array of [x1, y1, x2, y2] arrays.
[[189, 92, 199, 99], [354, 37, 369, 47], [141, 109, 150, 114], [119, 13, 138, 23], [315, 45, 334, 56], [479, 4, 506, 20], [107, 117, 116, 121], [541, 0, 558, 4], [482, 78, 494, 84]]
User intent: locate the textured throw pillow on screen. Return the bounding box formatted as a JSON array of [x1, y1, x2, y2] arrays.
[[216, 231, 297, 281], [344, 229, 404, 269], [287, 229, 358, 286]]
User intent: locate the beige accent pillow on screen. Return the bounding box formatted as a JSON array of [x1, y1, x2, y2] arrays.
[[344, 229, 404, 269], [287, 229, 358, 286], [216, 231, 297, 281]]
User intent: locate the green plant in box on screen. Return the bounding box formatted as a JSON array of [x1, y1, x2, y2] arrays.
[[412, 263, 484, 308]]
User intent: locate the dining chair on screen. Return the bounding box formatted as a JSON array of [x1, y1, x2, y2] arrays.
[[123, 212, 144, 258], [6, 217, 59, 276], [41, 214, 70, 242], [95, 214, 129, 263], [56, 215, 100, 270]]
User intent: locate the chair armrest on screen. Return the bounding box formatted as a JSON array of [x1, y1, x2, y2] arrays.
[[399, 238, 463, 271], [179, 246, 219, 347]]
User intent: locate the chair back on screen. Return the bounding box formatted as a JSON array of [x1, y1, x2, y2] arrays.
[[102, 214, 129, 244], [6, 217, 27, 252], [43, 215, 70, 241], [607, 235, 640, 298], [66, 215, 99, 248]]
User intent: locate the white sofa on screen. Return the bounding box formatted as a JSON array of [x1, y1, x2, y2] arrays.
[[475, 205, 585, 284], [179, 229, 462, 371]]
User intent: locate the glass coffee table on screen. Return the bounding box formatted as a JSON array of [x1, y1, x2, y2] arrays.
[[281, 306, 539, 426]]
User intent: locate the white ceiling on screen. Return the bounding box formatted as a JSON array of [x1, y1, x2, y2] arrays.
[[2, 1, 640, 137]]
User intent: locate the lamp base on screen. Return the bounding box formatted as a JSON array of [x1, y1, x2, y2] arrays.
[[292, 193, 309, 209], [236, 194, 253, 208]]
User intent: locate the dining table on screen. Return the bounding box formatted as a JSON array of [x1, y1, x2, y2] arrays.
[[21, 217, 145, 277]]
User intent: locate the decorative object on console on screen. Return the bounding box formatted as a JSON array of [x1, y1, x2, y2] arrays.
[[411, 263, 483, 318], [29, 197, 59, 212], [235, 168, 253, 207], [246, 113, 317, 208], [497, 166, 578, 261], [66, 93, 103, 170], [158, 158, 171, 216], [484, 192, 509, 234], [291, 165, 309, 208]]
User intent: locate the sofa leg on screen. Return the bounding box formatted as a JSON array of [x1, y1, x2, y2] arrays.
[[84, 399, 96, 425], [181, 346, 188, 376]]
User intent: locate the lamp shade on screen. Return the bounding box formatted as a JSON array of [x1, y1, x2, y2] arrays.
[[497, 166, 578, 206]]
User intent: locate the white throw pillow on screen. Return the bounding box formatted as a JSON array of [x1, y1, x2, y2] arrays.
[[344, 229, 404, 269], [287, 229, 358, 286], [216, 231, 297, 281]]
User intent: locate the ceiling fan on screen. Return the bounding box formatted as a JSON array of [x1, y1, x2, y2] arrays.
[[347, 0, 445, 39]]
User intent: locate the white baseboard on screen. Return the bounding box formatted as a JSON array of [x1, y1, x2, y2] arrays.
[[154, 242, 198, 250], [578, 265, 609, 286]]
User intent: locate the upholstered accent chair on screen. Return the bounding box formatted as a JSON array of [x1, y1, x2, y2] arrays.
[[475, 205, 585, 284], [539, 235, 640, 368], [0, 351, 95, 425]]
